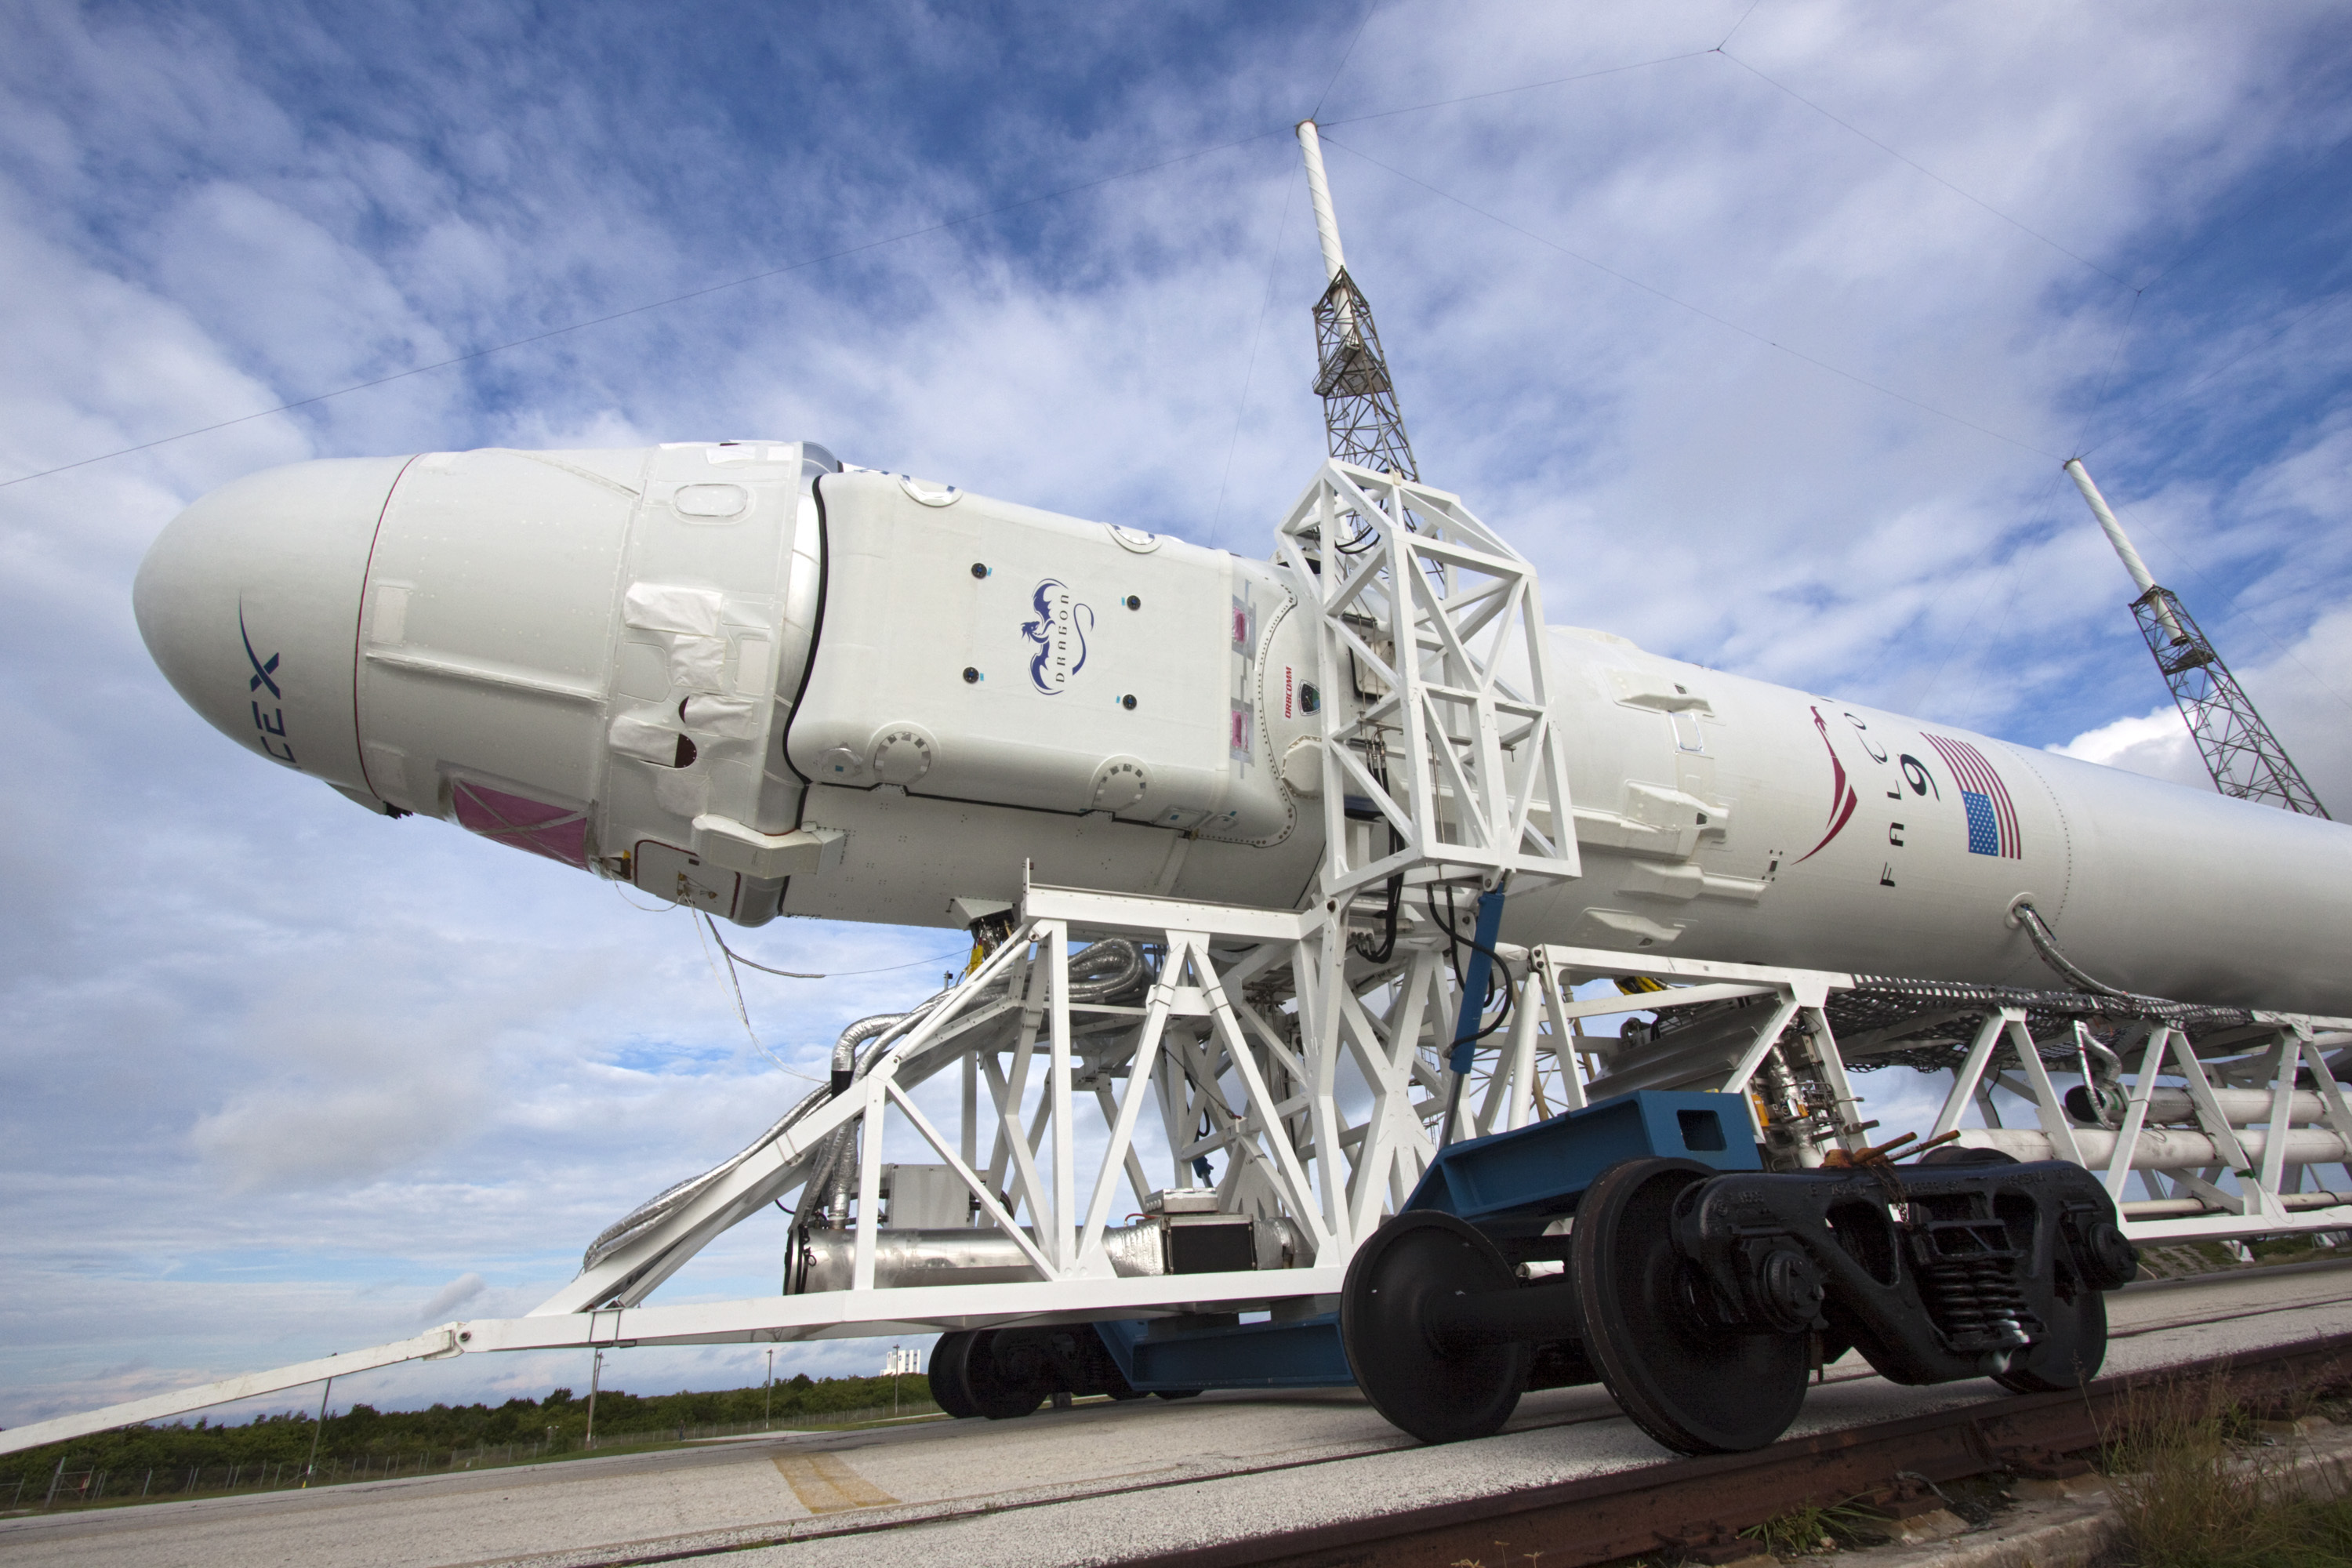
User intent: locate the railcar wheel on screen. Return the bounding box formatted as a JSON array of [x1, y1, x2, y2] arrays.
[[1994, 1286, 2107, 1393], [927, 1330, 980, 1419], [1573, 1157, 1809, 1455], [962, 1329, 1047, 1420], [1340, 1209, 1530, 1444]]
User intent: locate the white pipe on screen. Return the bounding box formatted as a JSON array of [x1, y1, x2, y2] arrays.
[[2128, 1086, 2347, 1127], [2123, 1192, 2352, 1218], [1957, 1124, 2350, 1171], [1295, 120, 1348, 284], [2065, 459, 2188, 641]]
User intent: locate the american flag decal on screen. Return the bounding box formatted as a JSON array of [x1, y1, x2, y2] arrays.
[[1925, 735, 2021, 859]]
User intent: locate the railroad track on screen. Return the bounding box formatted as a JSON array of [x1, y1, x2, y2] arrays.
[[1124, 1329, 2352, 1568]]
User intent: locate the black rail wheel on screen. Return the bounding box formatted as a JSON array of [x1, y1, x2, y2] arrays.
[[1572, 1157, 1809, 1454], [1994, 1286, 2107, 1393], [1341, 1209, 1530, 1444], [927, 1330, 980, 1419], [962, 1328, 1046, 1420]]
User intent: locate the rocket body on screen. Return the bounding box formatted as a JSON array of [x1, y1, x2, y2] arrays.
[[133, 445, 2352, 1014]]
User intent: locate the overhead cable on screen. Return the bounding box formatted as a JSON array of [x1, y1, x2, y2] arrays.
[[1716, 0, 1765, 51], [0, 130, 1288, 492], [1715, 50, 2129, 290], [1319, 49, 1713, 130], [2078, 282, 2352, 460], [1210, 165, 1298, 541], [1311, 1, 1381, 121], [1316, 132, 2061, 460]]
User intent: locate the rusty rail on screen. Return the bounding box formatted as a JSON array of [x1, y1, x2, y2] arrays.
[[1133, 1330, 2352, 1568]]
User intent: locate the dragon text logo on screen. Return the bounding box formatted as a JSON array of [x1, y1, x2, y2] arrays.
[[1021, 579, 1093, 695]]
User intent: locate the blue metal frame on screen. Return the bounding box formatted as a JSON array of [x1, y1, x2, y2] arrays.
[[1088, 1091, 1761, 1392], [1092, 1311, 1352, 1392], [1405, 1090, 1758, 1232]]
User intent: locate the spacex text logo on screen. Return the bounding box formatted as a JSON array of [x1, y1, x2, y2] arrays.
[[238, 604, 296, 766]]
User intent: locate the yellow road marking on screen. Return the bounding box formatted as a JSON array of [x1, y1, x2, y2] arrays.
[[773, 1450, 898, 1514]]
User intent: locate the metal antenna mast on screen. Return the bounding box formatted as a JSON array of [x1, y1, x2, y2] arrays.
[[1296, 121, 1417, 480], [2065, 459, 2328, 817]]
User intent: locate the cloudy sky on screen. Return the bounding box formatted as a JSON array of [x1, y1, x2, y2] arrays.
[[3, 0, 2349, 1428]]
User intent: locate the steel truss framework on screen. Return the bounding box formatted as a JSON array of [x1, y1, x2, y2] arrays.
[[1276, 459, 1582, 902], [1311, 269, 1418, 482], [2130, 586, 2329, 818], [1543, 956, 2352, 1246], [1, 880, 1529, 1454]]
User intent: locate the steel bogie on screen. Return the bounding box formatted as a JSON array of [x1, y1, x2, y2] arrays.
[[929, 1325, 1138, 1420], [1339, 1138, 2137, 1456], [1668, 1160, 2136, 1388]]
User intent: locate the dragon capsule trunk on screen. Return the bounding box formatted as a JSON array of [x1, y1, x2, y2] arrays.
[[133, 444, 2352, 1014]]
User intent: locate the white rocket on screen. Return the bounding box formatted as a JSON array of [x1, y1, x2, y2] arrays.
[[135, 444, 2352, 1013]]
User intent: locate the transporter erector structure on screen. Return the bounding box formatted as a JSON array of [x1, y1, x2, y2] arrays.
[[19, 438, 2332, 1461]]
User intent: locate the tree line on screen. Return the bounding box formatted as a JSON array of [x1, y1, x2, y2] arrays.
[[2, 1369, 932, 1492]]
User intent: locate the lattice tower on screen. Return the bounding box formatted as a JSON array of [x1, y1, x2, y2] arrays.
[[1312, 270, 1418, 481], [2065, 459, 2328, 818], [1296, 120, 1418, 482], [2129, 586, 2328, 816]]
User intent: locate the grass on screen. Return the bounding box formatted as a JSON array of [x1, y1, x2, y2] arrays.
[[2100, 1374, 2352, 1568], [1739, 1499, 1884, 1557]]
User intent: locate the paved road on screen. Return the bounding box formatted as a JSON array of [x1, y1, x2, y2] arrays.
[[5, 1258, 2349, 1568]]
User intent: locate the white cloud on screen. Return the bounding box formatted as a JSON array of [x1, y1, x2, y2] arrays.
[[418, 1272, 488, 1322], [2049, 705, 2209, 788]]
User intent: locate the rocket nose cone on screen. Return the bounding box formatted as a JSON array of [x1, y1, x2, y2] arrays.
[[134, 455, 413, 796]]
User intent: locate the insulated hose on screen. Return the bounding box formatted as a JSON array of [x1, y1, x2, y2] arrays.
[[2012, 900, 2130, 1000]]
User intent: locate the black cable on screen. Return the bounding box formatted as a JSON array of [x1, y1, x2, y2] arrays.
[[1427, 884, 1515, 1045], [1351, 871, 1404, 963], [1350, 820, 1406, 963]]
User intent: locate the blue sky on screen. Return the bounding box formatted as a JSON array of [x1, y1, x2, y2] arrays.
[[3, 0, 2350, 1426]]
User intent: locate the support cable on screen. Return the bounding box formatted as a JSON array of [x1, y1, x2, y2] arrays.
[[1210, 166, 1298, 542], [1315, 132, 2062, 460], [1714, 49, 2129, 289], [1316, 49, 1714, 129]]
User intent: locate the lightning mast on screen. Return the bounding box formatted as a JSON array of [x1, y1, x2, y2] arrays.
[[2064, 458, 2328, 817], [1296, 121, 1417, 479]]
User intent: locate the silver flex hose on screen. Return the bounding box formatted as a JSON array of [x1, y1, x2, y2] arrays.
[[2012, 900, 2131, 999]]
